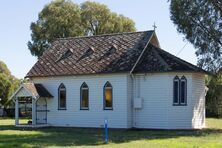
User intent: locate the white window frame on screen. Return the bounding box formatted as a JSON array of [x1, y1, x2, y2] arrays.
[[173, 76, 180, 105], [58, 83, 66, 110], [80, 82, 89, 110], [180, 76, 187, 105], [104, 82, 113, 110]]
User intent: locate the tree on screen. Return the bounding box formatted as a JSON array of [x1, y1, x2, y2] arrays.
[[206, 72, 222, 117], [169, 0, 222, 72], [28, 0, 83, 57], [0, 61, 11, 76], [0, 61, 20, 108], [0, 74, 12, 107], [28, 0, 136, 58], [80, 1, 136, 35]]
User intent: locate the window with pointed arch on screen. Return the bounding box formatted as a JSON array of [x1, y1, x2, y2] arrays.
[[58, 83, 66, 110], [180, 76, 187, 105], [104, 82, 113, 110], [173, 76, 187, 105], [80, 82, 89, 110], [173, 76, 180, 105]]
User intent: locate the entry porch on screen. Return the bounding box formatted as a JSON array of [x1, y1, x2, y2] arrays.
[[10, 83, 53, 127]]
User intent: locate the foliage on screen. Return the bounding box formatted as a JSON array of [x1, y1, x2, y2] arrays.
[[0, 61, 20, 108], [206, 72, 222, 117], [28, 0, 136, 58], [169, 0, 222, 72], [0, 61, 11, 76], [28, 0, 83, 57], [0, 74, 12, 107], [80, 1, 135, 36]]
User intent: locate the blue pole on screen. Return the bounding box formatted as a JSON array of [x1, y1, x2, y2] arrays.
[[105, 119, 108, 144]]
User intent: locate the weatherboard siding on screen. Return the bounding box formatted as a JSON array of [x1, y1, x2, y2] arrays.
[[16, 87, 32, 98], [191, 73, 205, 128], [32, 74, 129, 128], [132, 74, 169, 129], [130, 73, 205, 129], [167, 74, 193, 129], [126, 75, 133, 128], [31, 72, 205, 129]]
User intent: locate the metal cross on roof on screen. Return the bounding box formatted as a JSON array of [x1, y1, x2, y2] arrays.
[[153, 22, 157, 31]]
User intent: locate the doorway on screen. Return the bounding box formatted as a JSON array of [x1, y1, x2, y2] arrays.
[[36, 98, 47, 124]]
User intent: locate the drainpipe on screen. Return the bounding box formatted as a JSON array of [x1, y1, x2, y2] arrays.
[[131, 73, 142, 128], [129, 32, 154, 128], [131, 74, 136, 127]]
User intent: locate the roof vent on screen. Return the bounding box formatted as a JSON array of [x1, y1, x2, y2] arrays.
[[106, 45, 117, 55], [56, 49, 73, 62], [109, 45, 117, 54], [77, 46, 95, 62], [97, 45, 117, 61], [85, 46, 95, 56]]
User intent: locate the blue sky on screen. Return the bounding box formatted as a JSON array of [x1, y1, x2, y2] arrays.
[[0, 0, 197, 79]]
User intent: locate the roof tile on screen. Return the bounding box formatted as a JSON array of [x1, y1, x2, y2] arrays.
[[26, 30, 207, 77]]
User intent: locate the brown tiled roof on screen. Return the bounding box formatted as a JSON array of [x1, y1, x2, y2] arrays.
[[26, 30, 206, 77], [24, 83, 53, 98], [133, 44, 207, 73], [27, 31, 153, 77]]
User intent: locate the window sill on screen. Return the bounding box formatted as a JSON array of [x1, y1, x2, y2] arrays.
[[80, 108, 89, 110], [173, 104, 187, 106], [104, 108, 113, 110], [58, 108, 67, 110]]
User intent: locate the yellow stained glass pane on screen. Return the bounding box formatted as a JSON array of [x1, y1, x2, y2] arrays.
[[81, 89, 88, 108], [105, 88, 112, 107]]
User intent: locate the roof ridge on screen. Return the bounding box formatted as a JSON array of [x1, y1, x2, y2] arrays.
[[54, 30, 154, 41], [130, 31, 155, 74]]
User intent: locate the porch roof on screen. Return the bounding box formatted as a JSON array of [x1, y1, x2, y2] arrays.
[[25, 83, 53, 98], [11, 83, 53, 99]]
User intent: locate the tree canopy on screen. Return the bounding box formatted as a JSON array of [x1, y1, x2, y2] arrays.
[[0, 61, 20, 107], [0, 74, 12, 107], [80, 1, 135, 36], [205, 72, 222, 117], [0, 61, 11, 76], [169, 0, 222, 72], [28, 0, 136, 58]]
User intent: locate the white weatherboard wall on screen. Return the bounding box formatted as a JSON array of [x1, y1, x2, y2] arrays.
[[167, 73, 193, 129], [130, 73, 205, 129], [31, 72, 205, 129], [192, 73, 205, 128], [31, 74, 129, 128], [15, 87, 32, 98], [126, 75, 133, 128]]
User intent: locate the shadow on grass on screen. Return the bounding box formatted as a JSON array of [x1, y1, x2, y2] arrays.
[[0, 124, 222, 147]]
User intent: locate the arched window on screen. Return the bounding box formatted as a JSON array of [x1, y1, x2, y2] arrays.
[[180, 76, 187, 105], [173, 76, 180, 105], [80, 82, 89, 110], [58, 83, 66, 110], [104, 82, 113, 110]]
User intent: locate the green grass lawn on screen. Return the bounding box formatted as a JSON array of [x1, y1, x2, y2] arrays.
[[0, 118, 222, 148]]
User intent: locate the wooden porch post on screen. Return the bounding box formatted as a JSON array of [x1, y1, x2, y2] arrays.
[[32, 97, 36, 125], [15, 97, 19, 125]]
